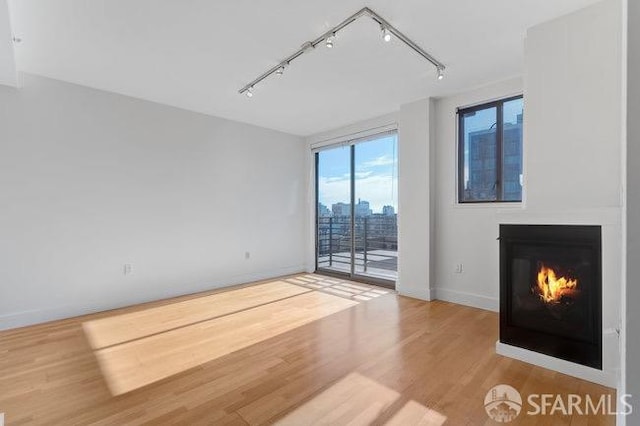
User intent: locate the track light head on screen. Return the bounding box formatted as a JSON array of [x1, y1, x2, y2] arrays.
[[325, 33, 335, 48], [381, 26, 391, 42], [275, 62, 288, 76], [436, 67, 444, 81], [245, 86, 254, 98]]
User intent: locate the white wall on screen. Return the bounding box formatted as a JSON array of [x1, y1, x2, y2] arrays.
[[0, 74, 307, 330], [0, 0, 18, 87], [525, 0, 622, 211], [625, 0, 639, 422], [397, 99, 434, 300], [521, 0, 623, 388]]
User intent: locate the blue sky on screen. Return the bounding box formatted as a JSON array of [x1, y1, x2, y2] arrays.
[[318, 133, 398, 214]]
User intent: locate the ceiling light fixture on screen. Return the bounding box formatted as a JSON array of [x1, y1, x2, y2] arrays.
[[325, 33, 335, 48], [381, 26, 392, 42], [238, 7, 446, 97]]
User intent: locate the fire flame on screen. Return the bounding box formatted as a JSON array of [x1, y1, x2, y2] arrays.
[[536, 265, 578, 303]]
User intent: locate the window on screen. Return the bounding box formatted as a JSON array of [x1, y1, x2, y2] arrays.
[[458, 95, 523, 203]]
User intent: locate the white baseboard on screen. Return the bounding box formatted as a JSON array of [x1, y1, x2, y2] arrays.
[[0, 264, 306, 331], [398, 287, 433, 301], [433, 287, 499, 312], [496, 341, 616, 388], [428, 287, 436, 300]]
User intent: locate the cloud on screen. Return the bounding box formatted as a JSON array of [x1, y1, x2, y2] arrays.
[[355, 171, 373, 179], [325, 175, 349, 183], [361, 155, 397, 169]]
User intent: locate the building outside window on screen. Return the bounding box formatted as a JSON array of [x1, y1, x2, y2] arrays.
[[458, 96, 524, 203]]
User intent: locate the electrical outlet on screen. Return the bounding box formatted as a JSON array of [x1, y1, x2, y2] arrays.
[[244, 252, 251, 260], [454, 263, 464, 274], [123, 264, 133, 276]]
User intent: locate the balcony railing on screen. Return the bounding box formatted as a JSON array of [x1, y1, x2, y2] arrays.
[[317, 215, 397, 280]]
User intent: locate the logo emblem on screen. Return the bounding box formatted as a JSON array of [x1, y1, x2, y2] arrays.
[[484, 384, 522, 423]]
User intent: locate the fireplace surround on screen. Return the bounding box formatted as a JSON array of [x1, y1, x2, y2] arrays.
[[499, 224, 602, 369]]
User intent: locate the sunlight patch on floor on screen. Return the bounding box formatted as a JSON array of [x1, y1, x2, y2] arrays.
[[274, 372, 446, 426], [286, 274, 391, 302], [83, 278, 360, 396], [274, 373, 399, 425], [83, 281, 309, 349], [385, 400, 447, 426]]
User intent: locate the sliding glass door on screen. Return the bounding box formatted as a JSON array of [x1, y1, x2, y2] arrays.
[[315, 131, 398, 286]]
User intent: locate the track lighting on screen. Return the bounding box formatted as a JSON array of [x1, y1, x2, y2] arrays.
[[325, 33, 335, 48], [238, 7, 446, 96], [381, 26, 391, 42], [301, 41, 315, 53]]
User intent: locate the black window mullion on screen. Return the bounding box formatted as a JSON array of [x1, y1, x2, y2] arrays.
[[496, 102, 504, 201], [314, 152, 319, 271], [458, 111, 465, 203], [350, 144, 355, 277]]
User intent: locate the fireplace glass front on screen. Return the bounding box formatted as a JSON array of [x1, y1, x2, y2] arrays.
[[500, 225, 602, 369]]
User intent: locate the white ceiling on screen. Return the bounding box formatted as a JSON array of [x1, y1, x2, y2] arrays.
[[8, 0, 601, 136]]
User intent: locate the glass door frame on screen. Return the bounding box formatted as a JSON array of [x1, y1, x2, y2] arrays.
[[314, 131, 397, 289]]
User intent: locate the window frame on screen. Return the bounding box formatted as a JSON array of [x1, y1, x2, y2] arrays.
[[457, 94, 523, 204]]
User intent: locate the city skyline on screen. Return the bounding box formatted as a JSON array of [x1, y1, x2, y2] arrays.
[[318, 199, 396, 217], [317, 133, 398, 214]]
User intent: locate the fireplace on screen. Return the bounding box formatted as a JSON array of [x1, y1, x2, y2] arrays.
[[499, 225, 602, 369]]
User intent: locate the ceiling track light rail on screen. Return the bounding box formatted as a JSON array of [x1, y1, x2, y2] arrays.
[[238, 7, 445, 97]]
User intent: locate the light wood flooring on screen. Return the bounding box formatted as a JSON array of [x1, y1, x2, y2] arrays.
[[0, 274, 615, 425]]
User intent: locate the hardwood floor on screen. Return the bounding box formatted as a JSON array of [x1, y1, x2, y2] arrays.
[[0, 274, 615, 425], [91, 289, 357, 395]]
